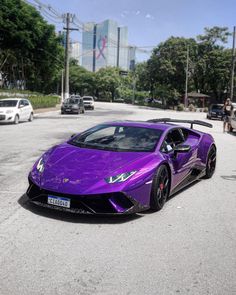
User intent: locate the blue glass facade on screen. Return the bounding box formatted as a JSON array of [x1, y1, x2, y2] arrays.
[[82, 19, 130, 72]]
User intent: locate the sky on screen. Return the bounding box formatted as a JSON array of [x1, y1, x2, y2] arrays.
[[29, 0, 236, 61]]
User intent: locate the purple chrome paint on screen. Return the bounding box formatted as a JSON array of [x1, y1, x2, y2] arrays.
[[28, 120, 215, 214]]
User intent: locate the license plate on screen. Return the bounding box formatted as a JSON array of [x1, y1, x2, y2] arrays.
[[48, 195, 70, 208], [66, 109, 70, 111]]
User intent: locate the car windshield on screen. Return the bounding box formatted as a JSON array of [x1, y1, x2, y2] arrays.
[[83, 97, 93, 101], [0, 100, 18, 107], [211, 105, 222, 110], [67, 98, 79, 104], [69, 125, 163, 152]]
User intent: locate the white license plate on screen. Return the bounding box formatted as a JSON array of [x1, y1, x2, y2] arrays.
[[48, 195, 70, 208], [66, 109, 70, 111]]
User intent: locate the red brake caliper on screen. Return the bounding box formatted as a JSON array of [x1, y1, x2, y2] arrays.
[[160, 183, 164, 190]]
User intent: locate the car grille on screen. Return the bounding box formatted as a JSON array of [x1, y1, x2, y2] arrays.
[[27, 181, 134, 214], [0, 114, 6, 120]]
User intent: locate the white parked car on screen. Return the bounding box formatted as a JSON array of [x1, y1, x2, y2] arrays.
[[229, 109, 236, 132], [82, 96, 95, 110], [0, 98, 34, 124]]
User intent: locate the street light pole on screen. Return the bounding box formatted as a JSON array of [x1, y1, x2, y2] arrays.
[[184, 46, 189, 109], [64, 13, 70, 100], [61, 69, 64, 104], [230, 26, 236, 101]]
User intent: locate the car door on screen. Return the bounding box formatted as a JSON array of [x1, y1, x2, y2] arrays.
[[160, 128, 194, 186], [23, 99, 31, 119], [18, 99, 27, 121], [231, 110, 236, 129]]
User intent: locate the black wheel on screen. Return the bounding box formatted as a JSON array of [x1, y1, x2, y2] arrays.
[[204, 146, 216, 179], [150, 165, 170, 211], [61, 111, 64, 115], [82, 109, 85, 114], [28, 113, 33, 122], [14, 115, 19, 124], [229, 125, 233, 132]]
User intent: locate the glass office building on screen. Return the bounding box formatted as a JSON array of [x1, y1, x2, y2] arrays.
[[82, 19, 130, 72]]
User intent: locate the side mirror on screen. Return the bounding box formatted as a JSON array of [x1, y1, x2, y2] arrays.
[[173, 144, 191, 157]]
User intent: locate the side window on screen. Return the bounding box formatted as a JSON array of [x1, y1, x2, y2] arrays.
[[161, 129, 185, 153], [23, 100, 29, 106], [179, 128, 188, 141], [19, 100, 24, 107]]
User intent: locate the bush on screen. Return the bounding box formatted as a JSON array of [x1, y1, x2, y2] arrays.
[[177, 104, 184, 111], [188, 104, 196, 112], [29, 95, 60, 109]]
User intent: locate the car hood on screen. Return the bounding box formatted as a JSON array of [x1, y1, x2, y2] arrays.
[[31, 143, 160, 194]]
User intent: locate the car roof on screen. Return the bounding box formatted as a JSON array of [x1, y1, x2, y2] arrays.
[[103, 120, 181, 131], [0, 98, 23, 101]]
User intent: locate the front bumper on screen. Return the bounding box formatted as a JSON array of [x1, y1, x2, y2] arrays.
[[26, 180, 148, 215], [84, 104, 94, 109], [0, 114, 14, 122], [209, 112, 223, 119], [61, 108, 79, 114]]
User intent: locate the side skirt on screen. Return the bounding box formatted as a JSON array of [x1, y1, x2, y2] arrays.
[[170, 168, 206, 196]]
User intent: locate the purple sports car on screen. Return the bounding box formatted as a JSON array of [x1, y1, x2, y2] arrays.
[[27, 118, 216, 215]]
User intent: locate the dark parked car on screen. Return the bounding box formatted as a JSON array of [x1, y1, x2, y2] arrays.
[[61, 97, 85, 114], [207, 104, 224, 120]]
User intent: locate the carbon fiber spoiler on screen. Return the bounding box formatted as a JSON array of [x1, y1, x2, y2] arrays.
[[147, 118, 213, 129]]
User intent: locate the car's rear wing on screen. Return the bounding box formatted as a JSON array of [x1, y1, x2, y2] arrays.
[[147, 118, 213, 129]]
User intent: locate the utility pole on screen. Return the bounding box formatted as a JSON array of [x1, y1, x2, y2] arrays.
[[117, 27, 120, 68], [63, 13, 79, 100], [230, 26, 236, 101], [61, 69, 64, 104], [64, 13, 70, 100], [184, 46, 189, 109], [92, 24, 97, 72]]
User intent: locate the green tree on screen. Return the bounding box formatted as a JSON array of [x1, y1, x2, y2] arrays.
[[69, 60, 96, 96], [194, 26, 231, 100], [0, 0, 64, 93], [95, 67, 120, 101]]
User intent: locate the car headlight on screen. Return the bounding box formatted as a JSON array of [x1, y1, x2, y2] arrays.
[[36, 158, 44, 173], [105, 171, 137, 184], [6, 110, 14, 114]]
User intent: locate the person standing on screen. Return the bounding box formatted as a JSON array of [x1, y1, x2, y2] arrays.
[[223, 98, 234, 132]]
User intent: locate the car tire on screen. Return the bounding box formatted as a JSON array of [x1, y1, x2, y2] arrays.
[[82, 109, 85, 114], [150, 165, 170, 211], [14, 115, 19, 124], [203, 145, 216, 179], [61, 111, 64, 115], [229, 125, 233, 132], [28, 113, 33, 122]]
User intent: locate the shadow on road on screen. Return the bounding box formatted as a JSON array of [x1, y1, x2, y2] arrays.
[[141, 179, 201, 215], [228, 131, 236, 136], [35, 109, 133, 120], [18, 194, 143, 224]]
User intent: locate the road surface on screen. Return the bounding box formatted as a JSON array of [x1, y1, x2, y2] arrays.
[[0, 102, 235, 295]]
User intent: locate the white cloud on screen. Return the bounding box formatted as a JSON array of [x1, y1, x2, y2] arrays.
[[135, 10, 141, 15], [145, 13, 154, 19]]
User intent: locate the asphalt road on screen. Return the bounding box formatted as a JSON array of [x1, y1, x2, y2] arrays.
[[0, 102, 236, 295]]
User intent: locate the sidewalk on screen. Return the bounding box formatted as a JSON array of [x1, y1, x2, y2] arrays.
[[34, 104, 60, 114]]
